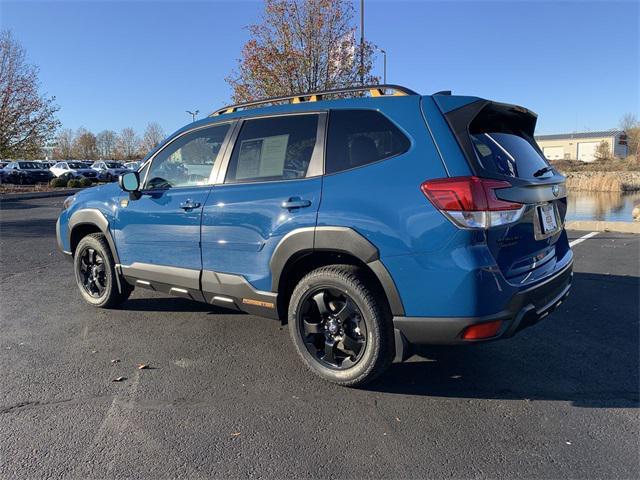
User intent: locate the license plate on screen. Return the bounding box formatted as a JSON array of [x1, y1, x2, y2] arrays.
[[538, 203, 558, 234]]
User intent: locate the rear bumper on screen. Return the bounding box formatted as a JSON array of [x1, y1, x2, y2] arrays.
[[393, 260, 573, 347]]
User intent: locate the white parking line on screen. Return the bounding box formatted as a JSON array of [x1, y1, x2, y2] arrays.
[[569, 231, 599, 248]]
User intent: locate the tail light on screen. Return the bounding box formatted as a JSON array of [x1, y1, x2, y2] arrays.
[[421, 176, 525, 229]]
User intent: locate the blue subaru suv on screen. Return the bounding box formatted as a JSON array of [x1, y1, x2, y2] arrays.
[[56, 85, 573, 386]]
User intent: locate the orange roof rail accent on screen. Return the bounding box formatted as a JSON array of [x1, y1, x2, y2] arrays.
[[209, 84, 419, 116]]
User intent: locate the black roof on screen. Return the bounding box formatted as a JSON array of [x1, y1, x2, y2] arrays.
[[535, 130, 624, 141]]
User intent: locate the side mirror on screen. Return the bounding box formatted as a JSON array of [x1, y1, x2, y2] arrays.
[[119, 171, 141, 199]]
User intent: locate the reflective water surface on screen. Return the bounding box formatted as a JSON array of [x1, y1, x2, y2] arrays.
[[566, 191, 640, 222]]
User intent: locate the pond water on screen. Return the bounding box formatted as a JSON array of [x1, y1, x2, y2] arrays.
[[565, 191, 640, 222]]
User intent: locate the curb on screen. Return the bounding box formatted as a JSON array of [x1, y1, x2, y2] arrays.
[[0, 188, 81, 202], [565, 220, 640, 234]]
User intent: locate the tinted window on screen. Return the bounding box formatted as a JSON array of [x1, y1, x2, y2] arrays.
[[225, 114, 318, 183], [470, 132, 550, 179], [145, 123, 230, 189], [325, 110, 410, 174], [18, 162, 40, 169]]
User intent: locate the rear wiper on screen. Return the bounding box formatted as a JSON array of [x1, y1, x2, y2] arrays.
[[533, 166, 554, 177]]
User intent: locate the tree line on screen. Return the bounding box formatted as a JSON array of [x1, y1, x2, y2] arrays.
[[52, 123, 165, 161]]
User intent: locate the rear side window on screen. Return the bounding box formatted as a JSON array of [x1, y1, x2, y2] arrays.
[[470, 132, 550, 179], [225, 114, 318, 183], [325, 110, 410, 174]]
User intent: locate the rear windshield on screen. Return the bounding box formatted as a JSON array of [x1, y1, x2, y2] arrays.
[[470, 132, 551, 179]]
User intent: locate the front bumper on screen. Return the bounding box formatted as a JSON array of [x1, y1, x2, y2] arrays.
[[56, 216, 73, 261], [393, 260, 573, 347]]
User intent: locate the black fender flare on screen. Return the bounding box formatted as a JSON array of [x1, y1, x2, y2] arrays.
[[270, 226, 405, 316], [68, 208, 121, 265]]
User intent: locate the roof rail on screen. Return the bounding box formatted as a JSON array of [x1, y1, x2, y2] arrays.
[[210, 84, 419, 116]]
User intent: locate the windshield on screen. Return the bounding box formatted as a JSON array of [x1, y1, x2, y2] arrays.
[[470, 132, 551, 179], [105, 162, 120, 168], [18, 162, 42, 169], [67, 162, 85, 169]]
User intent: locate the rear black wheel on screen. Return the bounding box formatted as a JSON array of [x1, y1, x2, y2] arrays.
[[288, 265, 393, 387], [74, 233, 132, 308]]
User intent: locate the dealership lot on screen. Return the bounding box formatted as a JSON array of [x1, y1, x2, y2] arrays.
[[1, 197, 638, 479]]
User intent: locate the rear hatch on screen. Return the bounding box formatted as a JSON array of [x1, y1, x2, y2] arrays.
[[437, 99, 570, 284]]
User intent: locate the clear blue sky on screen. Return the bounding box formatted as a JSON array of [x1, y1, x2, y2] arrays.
[[1, 0, 638, 136]]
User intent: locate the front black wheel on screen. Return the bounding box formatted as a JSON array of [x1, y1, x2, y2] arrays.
[[288, 265, 393, 387], [74, 233, 132, 308]]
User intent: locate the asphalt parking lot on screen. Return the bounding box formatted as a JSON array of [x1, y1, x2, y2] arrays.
[[1, 196, 638, 479]]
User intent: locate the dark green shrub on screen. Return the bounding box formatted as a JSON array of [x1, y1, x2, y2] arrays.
[[79, 177, 93, 187], [49, 177, 67, 188], [66, 179, 83, 188]]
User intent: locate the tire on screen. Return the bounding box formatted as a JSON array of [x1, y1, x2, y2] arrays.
[[73, 233, 133, 308], [288, 265, 394, 387]]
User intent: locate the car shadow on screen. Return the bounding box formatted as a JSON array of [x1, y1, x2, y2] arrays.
[[122, 296, 242, 315], [367, 271, 639, 409]]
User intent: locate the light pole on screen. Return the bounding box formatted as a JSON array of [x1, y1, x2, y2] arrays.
[[360, 0, 364, 85], [379, 48, 387, 85], [186, 110, 199, 122]]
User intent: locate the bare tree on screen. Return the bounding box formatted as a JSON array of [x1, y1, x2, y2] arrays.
[[116, 127, 140, 160], [595, 140, 610, 160], [141, 122, 165, 156], [53, 128, 74, 159], [72, 127, 98, 160], [0, 30, 60, 158], [96, 130, 117, 159], [619, 113, 639, 159], [226, 0, 378, 102]]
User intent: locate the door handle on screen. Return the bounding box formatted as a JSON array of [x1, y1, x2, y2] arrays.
[[281, 197, 311, 210], [180, 200, 201, 211]]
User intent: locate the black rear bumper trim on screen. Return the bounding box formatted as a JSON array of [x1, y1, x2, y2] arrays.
[[393, 261, 573, 346]]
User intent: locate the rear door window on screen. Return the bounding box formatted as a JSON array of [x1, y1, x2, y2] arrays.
[[470, 132, 551, 179], [224, 114, 319, 183], [325, 109, 410, 174]]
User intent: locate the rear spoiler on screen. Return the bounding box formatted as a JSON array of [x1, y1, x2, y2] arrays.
[[438, 100, 539, 176]]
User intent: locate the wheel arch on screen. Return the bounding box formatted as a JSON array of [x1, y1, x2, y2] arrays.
[[68, 209, 120, 264], [272, 227, 405, 322]]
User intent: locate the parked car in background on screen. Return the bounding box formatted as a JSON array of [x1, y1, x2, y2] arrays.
[[91, 161, 129, 182], [38, 161, 55, 169], [124, 161, 141, 171], [0, 162, 8, 183], [50, 161, 98, 180], [3, 161, 54, 184]]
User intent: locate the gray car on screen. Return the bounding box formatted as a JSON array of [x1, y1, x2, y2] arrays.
[[91, 161, 129, 182]]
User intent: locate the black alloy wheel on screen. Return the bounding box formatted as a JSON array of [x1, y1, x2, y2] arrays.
[[78, 247, 107, 298], [298, 287, 368, 370]]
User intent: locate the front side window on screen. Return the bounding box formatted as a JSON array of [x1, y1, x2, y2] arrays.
[[225, 114, 318, 183], [144, 123, 230, 190], [325, 110, 411, 174]]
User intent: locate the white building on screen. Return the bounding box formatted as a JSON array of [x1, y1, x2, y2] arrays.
[[535, 130, 628, 162]]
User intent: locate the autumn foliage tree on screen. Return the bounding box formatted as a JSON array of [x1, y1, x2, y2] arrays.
[[226, 0, 378, 102], [0, 30, 60, 158]]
